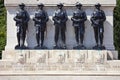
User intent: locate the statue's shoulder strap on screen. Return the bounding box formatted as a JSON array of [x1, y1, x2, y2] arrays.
[[100, 10, 105, 14], [63, 9, 67, 13]]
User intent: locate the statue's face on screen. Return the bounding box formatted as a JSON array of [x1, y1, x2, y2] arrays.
[[58, 6, 63, 9], [76, 6, 82, 9], [20, 6, 25, 10], [95, 6, 100, 10], [38, 6, 43, 9]]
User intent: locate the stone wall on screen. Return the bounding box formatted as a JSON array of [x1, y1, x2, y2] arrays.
[[4, 0, 116, 50]]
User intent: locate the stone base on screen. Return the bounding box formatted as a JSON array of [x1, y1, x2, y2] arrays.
[[2, 50, 118, 61], [0, 50, 119, 71], [0, 50, 120, 80], [0, 74, 120, 80]]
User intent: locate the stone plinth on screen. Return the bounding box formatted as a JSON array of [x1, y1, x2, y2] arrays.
[[2, 50, 118, 61], [0, 50, 119, 80], [4, 0, 116, 50], [0, 76, 120, 80], [0, 50, 118, 72], [0, 53, 120, 80]]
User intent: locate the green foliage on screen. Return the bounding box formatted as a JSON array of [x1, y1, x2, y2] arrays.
[[114, 0, 120, 59], [0, 0, 6, 59]]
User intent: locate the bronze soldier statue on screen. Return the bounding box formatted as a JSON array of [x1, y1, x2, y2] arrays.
[[33, 3, 49, 49], [14, 3, 30, 49], [52, 3, 68, 49], [91, 3, 106, 49], [71, 3, 87, 49]]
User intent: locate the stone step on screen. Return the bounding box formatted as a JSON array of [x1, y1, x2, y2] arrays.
[[2, 50, 108, 63]]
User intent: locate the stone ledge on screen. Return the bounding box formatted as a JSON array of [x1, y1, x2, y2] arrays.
[[1, 76, 120, 80], [2, 50, 118, 61], [0, 72, 120, 76], [4, 0, 116, 7]]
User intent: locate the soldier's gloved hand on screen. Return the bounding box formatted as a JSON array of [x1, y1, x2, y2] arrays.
[[80, 19, 85, 22], [38, 20, 41, 23], [23, 21, 27, 23], [57, 20, 61, 24], [18, 20, 22, 23]]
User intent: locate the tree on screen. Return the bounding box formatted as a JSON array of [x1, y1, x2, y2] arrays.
[[0, 0, 6, 59], [114, 0, 120, 59]]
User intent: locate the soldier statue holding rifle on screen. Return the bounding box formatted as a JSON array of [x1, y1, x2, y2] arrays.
[[71, 3, 87, 49], [33, 3, 49, 49], [14, 3, 30, 49], [52, 3, 68, 49], [91, 3, 106, 49]]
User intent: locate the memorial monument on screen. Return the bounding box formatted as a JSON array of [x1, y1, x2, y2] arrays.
[[0, 0, 120, 80]]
